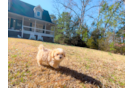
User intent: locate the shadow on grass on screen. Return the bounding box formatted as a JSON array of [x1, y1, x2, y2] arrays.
[[41, 65, 102, 88]]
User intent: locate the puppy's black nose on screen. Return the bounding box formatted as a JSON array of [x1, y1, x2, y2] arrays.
[[60, 57, 62, 59]]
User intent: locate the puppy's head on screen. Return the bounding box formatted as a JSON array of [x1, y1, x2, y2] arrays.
[[51, 48, 65, 61]]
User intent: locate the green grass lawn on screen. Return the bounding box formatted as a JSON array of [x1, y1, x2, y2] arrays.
[[8, 38, 125, 88]]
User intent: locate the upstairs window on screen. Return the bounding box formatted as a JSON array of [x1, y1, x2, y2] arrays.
[[37, 12, 40, 17], [33, 5, 43, 19]]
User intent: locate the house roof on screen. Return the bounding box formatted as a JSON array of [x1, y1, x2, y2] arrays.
[[8, 0, 54, 24]]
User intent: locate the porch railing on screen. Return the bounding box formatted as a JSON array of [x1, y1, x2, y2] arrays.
[[23, 25, 54, 36]]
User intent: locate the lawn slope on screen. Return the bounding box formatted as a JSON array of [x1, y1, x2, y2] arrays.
[[8, 38, 125, 88]]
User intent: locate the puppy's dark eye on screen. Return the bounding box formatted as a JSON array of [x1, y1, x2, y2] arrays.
[[57, 54, 59, 55]]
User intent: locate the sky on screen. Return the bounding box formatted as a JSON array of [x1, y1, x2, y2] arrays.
[[21, 0, 54, 14], [20, 0, 100, 26], [20, 0, 99, 13], [20, 0, 124, 32]]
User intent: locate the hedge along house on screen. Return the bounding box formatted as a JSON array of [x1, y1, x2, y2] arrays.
[[8, 0, 56, 42]]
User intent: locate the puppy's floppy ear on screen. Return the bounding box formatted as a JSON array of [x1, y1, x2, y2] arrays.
[[38, 44, 45, 51], [50, 50, 55, 59], [50, 51, 54, 59]]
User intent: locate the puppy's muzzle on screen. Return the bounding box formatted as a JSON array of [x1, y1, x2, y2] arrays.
[[60, 56, 62, 59]]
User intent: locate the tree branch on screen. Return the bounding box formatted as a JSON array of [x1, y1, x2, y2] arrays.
[[71, 2, 81, 11], [85, 5, 101, 12], [52, 0, 62, 17], [59, 2, 80, 18], [105, 1, 121, 29]]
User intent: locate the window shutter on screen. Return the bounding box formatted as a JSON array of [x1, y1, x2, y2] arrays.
[[18, 20, 22, 30], [10, 18, 13, 28], [43, 25, 45, 33]]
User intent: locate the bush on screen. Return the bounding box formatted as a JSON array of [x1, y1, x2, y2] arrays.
[[109, 42, 116, 53], [114, 43, 125, 54], [87, 37, 94, 48], [97, 38, 106, 51], [65, 35, 87, 47], [97, 38, 103, 50]]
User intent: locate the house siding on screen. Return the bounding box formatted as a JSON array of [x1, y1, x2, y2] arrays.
[[8, 30, 21, 38], [23, 33, 30, 39], [34, 35, 53, 42], [42, 36, 53, 42], [8, 31, 53, 42]]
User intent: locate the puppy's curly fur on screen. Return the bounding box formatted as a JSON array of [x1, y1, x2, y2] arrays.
[[36, 44, 65, 69]]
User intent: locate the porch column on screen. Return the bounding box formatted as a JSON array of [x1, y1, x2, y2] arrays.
[[21, 17, 24, 38], [34, 20, 36, 33]]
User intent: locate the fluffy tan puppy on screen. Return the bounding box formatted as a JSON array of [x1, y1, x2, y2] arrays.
[[36, 44, 65, 69]]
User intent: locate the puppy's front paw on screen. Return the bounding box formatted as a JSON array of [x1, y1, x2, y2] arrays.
[[49, 61, 54, 67]]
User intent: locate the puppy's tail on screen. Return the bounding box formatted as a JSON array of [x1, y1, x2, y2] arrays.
[[38, 44, 45, 51]]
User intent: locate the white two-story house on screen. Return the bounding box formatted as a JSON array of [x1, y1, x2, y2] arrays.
[[8, 0, 56, 42]]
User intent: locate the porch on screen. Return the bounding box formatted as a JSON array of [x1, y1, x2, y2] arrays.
[[8, 12, 55, 42]]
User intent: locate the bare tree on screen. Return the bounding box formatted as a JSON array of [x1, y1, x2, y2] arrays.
[[53, 0, 102, 34], [52, 0, 63, 17]]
